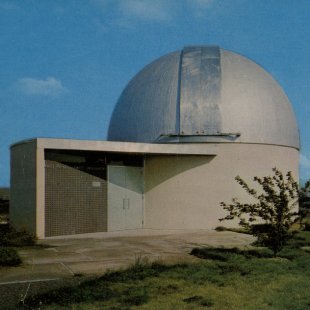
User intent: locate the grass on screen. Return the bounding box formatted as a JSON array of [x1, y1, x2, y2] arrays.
[[22, 231, 310, 309]]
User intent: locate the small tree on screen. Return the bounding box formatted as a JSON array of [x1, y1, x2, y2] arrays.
[[299, 180, 310, 222], [220, 168, 299, 256]]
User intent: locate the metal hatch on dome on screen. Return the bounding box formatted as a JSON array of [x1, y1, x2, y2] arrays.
[[154, 132, 241, 143], [179, 46, 222, 136]]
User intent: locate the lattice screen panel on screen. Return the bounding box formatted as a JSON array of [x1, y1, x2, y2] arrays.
[[45, 160, 107, 237]]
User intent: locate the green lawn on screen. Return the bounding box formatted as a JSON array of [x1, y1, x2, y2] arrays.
[[23, 231, 310, 310]]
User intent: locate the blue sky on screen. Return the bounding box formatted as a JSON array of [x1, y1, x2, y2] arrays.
[[0, 0, 309, 186]]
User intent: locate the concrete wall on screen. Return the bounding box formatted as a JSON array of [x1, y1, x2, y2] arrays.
[[10, 140, 37, 234], [144, 144, 299, 230], [10, 138, 298, 238]]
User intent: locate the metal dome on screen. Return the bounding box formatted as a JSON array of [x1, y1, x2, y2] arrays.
[[108, 46, 300, 149]]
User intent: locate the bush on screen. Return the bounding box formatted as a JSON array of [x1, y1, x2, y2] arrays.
[[0, 224, 35, 247], [214, 226, 227, 232], [304, 222, 310, 231], [0, 247, 22, 266], [220, 168, 299, 256]]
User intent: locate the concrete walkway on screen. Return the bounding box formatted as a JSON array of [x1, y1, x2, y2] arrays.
[[0, 229, 255, 284]]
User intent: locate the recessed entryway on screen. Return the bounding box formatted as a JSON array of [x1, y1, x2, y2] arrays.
[[107, 165, 143, 231]]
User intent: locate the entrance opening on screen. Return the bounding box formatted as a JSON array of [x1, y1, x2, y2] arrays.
[[44, 149, 143, 237], [108, 165, 144, 231]]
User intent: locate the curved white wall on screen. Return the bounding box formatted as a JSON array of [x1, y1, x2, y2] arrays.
[[144, 143, 299, 230]]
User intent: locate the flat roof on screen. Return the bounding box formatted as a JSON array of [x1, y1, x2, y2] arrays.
[[11, 138, 218, 156]]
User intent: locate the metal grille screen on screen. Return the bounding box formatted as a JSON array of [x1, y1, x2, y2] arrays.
[[45, 160, 107, 237]]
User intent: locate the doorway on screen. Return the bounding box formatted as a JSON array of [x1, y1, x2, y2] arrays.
[[107, 165, 143, 231]]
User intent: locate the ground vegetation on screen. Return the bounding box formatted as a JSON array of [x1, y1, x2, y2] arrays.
[[20, 231, 310, 309]]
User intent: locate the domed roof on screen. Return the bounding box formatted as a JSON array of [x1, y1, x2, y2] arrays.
[[108, 46, 299, 149]]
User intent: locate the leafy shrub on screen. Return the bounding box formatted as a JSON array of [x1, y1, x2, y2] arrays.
[[304, 222, 310, 231], [0, 247, 22, 266], [220, 168, 299, 256], [0, 224, 35, 247], [215, 226, 227, 232]]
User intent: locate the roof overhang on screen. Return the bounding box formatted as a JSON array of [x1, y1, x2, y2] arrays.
[[12, 138, 218, 156]]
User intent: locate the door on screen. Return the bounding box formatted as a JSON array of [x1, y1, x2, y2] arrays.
[[108, 165, 143, 231]]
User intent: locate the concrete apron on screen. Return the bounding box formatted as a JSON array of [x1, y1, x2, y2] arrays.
[[0, 229, 255, 284]]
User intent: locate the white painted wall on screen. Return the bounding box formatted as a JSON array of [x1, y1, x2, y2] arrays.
[[144, 144, 299, 230], [11, 138, 298, 238], [10, 140, 37, 234]]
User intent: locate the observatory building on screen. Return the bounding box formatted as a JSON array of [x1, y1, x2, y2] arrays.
[[10, 46, 299, 238]]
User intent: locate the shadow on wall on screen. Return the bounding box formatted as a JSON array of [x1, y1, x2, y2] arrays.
[[145, 155, 216, 191]]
